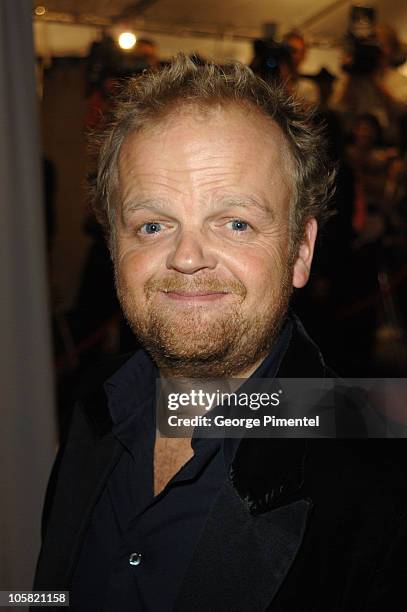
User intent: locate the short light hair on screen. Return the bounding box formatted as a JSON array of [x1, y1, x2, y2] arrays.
[[89, 53, 335, 256]]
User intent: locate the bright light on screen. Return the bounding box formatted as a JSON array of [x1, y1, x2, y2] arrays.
[[118, 32, 137, 50], [35, 5, 46, 16]]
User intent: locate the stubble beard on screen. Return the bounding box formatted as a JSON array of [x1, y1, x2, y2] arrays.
[[115, 270, 293, 378]]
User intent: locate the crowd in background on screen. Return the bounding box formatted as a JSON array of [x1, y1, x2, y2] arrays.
[[44, 10, 407, 430]]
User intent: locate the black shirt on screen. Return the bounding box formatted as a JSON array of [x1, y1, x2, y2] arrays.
[[70, 319, 292, 611]]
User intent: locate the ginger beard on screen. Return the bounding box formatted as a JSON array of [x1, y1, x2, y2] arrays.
[[115, 262, 294, 378]]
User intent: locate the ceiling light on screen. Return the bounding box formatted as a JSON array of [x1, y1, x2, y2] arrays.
[[35, 5, 46, 16], [118, 32, 137, 50]]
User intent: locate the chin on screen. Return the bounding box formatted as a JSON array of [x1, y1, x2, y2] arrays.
[[119, 279, 293, 378]]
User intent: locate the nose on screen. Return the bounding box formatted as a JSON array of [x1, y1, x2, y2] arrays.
[[166, 229, 217, 274]]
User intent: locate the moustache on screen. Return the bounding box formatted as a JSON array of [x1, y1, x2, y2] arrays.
[[145, 277, 247, 298]]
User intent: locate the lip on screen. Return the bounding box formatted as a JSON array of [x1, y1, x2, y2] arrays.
[[160, 291, 229, 302]]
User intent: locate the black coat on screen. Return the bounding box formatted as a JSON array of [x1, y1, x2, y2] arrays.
[[33, 317, 407, 611]]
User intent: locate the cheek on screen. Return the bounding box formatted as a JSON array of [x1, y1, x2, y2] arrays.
[[223, 242, 288, 303], [234, 241, 288, 278], [116, 246, 161, 296]]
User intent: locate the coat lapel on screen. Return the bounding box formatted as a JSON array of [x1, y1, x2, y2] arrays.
[[175, 479, 311, 612], [176, 438, 311, 611]]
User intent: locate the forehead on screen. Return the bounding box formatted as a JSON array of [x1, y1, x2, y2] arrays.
[[118, 103, 293, 196]]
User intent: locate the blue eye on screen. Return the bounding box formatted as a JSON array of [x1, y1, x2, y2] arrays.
[[140, 222, 161, 234], [229, 219, 249, 231]]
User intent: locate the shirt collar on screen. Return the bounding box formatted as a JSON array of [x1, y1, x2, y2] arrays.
[[104, 348, 158, 426]]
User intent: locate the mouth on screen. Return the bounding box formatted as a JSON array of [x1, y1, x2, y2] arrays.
[[160, 290, 229, 302]]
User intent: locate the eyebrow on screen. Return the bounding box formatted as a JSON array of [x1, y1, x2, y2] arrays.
[[122, 197, 170, 214], [122, 194, 275, 220], [218, 195, 275, 219]]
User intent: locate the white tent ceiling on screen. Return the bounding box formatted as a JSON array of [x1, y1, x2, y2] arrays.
[[33, 0, 407, 41], [32, 0, 407, 71]]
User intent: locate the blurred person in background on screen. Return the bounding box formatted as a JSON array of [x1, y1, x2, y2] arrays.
[[283, 30, 320, 107], [346, 113, 405, 245], [330, 7, 407, 145], [250, 31, 320, 107], [250, 36, 294, 86]]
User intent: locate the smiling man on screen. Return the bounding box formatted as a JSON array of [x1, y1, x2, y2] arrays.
[[34, 56, 407, 611], [115, 102, 314, 379]]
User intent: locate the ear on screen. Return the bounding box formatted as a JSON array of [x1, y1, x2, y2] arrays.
[[292, 218, 318, 289]]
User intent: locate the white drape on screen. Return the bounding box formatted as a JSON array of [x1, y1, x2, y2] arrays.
[[0, 0, 57, 593]]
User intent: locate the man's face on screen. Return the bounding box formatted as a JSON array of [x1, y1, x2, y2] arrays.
[[114, 104, 316, 377], [287, 36, 306, 70]]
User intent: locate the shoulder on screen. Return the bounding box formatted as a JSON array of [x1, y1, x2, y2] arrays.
[[72, 351, 137, 403], [40, 351, 142, 540], [305, 440, 407, 514], [61, 349, 147, 438]]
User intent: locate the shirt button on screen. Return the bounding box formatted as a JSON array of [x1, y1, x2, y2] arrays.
[[129, 552, 142, 566]]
